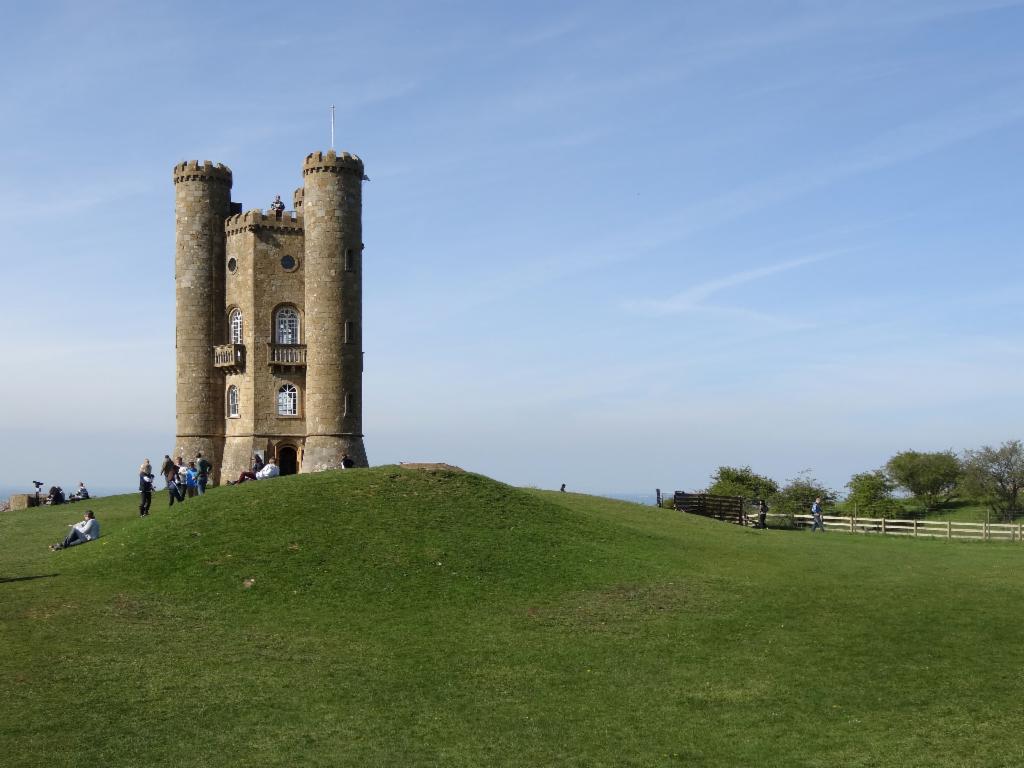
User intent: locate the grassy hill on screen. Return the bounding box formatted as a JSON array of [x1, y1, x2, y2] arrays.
[[4, 467, 1024, 767]]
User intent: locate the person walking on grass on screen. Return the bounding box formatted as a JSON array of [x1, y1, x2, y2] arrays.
[[810, 497, 826, 532], [160, 455, 174, 485], [184, 461, 199, 498], [139, 461, 154, 517], [755, 499, 768, 529], [196, 452, 211, 494], [165, 458, 184, 507]]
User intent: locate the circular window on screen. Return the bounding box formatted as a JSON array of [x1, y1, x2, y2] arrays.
[[227, 257, 237, 273], [281, 255, 297, 271]]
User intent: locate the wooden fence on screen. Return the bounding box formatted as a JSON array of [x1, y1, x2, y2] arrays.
[[768, 513, 1024, 542], [673, 493, 745, 524]]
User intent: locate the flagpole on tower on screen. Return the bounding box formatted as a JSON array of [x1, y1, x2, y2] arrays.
[[330, 105, 336, 151]]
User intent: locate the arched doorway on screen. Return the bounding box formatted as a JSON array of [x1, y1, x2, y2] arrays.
[[278, 445, 298, 476]]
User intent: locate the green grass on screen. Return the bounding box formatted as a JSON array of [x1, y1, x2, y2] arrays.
[[4, 467, 1024, 767]]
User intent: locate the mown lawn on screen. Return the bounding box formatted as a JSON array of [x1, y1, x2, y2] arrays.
[[3, 467, 1023, 767]]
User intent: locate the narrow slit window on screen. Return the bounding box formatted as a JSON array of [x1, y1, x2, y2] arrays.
[[229, 309, 243, 344], [344, 249, 355, 271], [227, 386, 239, 418]]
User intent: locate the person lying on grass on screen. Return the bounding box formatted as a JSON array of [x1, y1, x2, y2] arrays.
[[50, 510, 100, 551]]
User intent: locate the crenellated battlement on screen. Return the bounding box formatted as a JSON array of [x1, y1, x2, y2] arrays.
[[303, 149, 364, 177], [293, 187, 304, 209], [173, 160, 233, 186], [224, 208, 304, 236]]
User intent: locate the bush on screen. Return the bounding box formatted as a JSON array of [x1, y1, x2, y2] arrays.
[[773, 470, 836, 518], [845, 470, 901, 518]]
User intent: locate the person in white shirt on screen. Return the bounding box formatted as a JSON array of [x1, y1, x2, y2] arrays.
[[256, 458, 280, 480], [50, 511, 100, 551], [232, 457, 280, 484]]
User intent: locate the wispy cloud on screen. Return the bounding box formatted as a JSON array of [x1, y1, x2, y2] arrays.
[[622, 253, 830, 319]]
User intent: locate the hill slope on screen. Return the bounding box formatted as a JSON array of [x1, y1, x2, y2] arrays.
[[3, 467, 1024, 767]]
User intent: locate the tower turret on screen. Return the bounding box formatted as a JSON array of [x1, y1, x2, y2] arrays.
[[173, 160, 233, 479], [301, 150, 368, 470]]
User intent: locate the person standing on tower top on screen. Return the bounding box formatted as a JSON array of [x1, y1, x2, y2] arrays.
[[270, 195, 285, 216]]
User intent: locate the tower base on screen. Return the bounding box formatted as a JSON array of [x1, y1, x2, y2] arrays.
[[175, 435, 224, 486], [301, 434, 368, 472]]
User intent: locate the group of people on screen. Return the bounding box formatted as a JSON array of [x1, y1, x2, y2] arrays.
[[747, 496, 827, 531], [139, 453, 214, 513], [41, 482, 90, 506], [47, 449, 357, 551]]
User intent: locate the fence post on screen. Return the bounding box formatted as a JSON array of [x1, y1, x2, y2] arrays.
[[947, 520, 951, 540], [913, 519, 918, 537], [881, 518, 887, 536], [850, 514, 854, 534]]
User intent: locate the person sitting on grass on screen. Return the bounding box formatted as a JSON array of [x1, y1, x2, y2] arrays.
[[231, 457, 280, 484], [50, 510, 100, 551], [69, 482, 90, 502]]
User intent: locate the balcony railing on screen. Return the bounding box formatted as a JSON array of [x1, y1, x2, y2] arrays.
[[214, 343, 245, 371], [268, 343, 306, 368]]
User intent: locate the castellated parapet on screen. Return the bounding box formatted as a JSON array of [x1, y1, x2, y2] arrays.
[[173, 160, 233, 186], [224, 209, 304, 236], [173, 151, 368, 483]]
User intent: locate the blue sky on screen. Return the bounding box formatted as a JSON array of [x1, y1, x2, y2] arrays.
[[2, 0, 1023, 496]]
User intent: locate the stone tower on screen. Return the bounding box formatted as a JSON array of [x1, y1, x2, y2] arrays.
[[173, 161, 233, 480], [302, 151, 368, 471], [172, 151, 369, 483]]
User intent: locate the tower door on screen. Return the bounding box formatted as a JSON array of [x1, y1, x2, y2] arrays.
[[278, 446, 298, 476]]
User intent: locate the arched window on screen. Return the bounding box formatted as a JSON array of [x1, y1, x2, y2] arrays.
[[277, 383, 298, 416], [227, 385, 239, 418], [229, 309, 243, 344], [275, 307, 300, 345]]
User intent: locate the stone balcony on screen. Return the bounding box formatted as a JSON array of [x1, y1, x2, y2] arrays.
[[268, 343, 306, 370], [214, 343, 245, 372]]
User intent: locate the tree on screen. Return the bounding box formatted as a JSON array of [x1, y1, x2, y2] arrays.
[[961, 440, 1024, 521], [706, 466, 779, 500], [845, 470, 899, 518], [884, 450, 960, 511], [773, 470, 836, 518]]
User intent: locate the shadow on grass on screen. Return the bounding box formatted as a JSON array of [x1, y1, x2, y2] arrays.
[[0, 573, 60, 584]]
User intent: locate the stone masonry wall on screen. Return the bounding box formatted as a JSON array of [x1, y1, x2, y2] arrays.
[[173, 161, 232, 482], [301, 151, 368, 471]]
